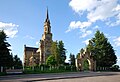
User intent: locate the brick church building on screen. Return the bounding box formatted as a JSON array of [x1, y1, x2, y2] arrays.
[[24, 9, 53, 66]]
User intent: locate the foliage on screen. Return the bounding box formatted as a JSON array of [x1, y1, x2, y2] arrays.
[[50, 41, 59, 65], [13, 55, 23, 69], [76, 53, 80, 59], [23, 65, 77, 74], [0, 30, 12, 71], [110, 65, 119, 71], [50, 40, 66, 66], [69, 53, 75, 66], [58, 41, 66, 65], [83, 59, 89, 70], [80, 48, 84, 54], [46, 55, 57, 66], [76, 48, 84, 59], [87, 30, 117, 67]]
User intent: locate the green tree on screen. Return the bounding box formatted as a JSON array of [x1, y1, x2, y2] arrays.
[[51, 41, 59, 65], [83, 59, 89, 70], [80, 48, 84, 54], [58, 41, 66, 65], [111, 64, 119, 71], [13, 55, 22, 69], [0, 30, 12, 72], [76, 48, 84, 59], [8, 53, 14, 68], [69, 53, 75, 66], [46, 55, 57, 69], [50, 41, 66, 66], [76, 53, 80, 59], [87, 30, 117, 67]]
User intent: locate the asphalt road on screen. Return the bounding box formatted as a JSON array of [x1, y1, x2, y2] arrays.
[[0, 72, 120, 82]]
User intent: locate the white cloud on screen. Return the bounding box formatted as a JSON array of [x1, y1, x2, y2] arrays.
[[87, 0, 118, 22], [69, 0, 120, 23], [82, 39, 90, 45], [66, 20, 92, 37], [113, 37, 120, 47], [66, 21, 91, 33], [80, 30, 92, 38], [24, 35, 35, 40], [36, 41, 39, 45], [118, 56, 120, 61], [0, 22, 18, 38], [93, 25, 100, 30], [67, 0, 120, 34], [8, 46, 12, 50], [110, 13, 120, 26], [69, 0, 98, 13]]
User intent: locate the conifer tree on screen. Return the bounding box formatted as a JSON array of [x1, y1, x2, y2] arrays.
[[87, 30, 117, 67], [0, 30, 12, 72], [69, 53, 75, 66]]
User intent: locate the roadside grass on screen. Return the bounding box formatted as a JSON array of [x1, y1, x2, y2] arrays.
[[0, 72, 6, 76], [23, 66, 77, 74]]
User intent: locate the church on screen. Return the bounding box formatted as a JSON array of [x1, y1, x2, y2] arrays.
[[24, 9, 53, 67]]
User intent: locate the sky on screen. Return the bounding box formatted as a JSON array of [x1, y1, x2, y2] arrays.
[[0, 0, 120, 66]]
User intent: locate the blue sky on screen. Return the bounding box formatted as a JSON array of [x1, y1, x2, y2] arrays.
[[0, 0, 120, 66]]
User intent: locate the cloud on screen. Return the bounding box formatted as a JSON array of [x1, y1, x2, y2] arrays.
[[66, 21, 91, 33], [66, 21, 92, 38], [36, 41, 39, 45], [82, 39, 90, 45], [67, 0, 120, 35], [69, 0, 120, 23], [0, 22, 19, 38], [93, 25, 100, 30], [69, 0, 98, 13], [117, 56, 120, 62], [113, 37, 120, 47], [24, 35, 35, 40], [80, 30, 92, 38]]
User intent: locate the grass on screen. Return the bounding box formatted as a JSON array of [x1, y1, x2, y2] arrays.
[[23, 67, 77, 74], [0, 72, 6, 76]]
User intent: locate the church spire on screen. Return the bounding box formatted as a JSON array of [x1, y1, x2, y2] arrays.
[[45, 8, 50, 23], [46, 8, 49, 20], [44, 8, 51, 34]]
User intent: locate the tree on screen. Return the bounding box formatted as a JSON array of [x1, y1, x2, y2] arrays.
[[7, 53, 14, 68], [50, 41, 59, 65], [13, 55, 22, 69], [69, 53, 75, 66], [0, 30, 12, 72], [50, 40, 66, 66], [110, 64, 119, 71], [80, 48, 84, 54], [87, 30, 117, 67], [58, 41, 66, 65], [76, 53, 80, 59], [46, 55, 57, 66]]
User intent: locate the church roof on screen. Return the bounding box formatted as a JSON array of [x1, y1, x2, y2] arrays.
[[24, 46, 38, 52]]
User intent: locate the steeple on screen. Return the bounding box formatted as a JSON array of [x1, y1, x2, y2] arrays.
[[45, 8, 50, 23], [46, 8, 49, 20], [44, 8, 51, 34]]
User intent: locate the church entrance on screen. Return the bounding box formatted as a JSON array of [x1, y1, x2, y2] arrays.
[[76, 48, 96, 71]]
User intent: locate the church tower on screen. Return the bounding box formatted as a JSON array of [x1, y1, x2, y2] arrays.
[[23, 9, 53, 67], [39, 9, 53, 64]]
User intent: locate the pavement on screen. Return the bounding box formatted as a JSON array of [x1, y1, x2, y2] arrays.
[[0, 72, 120, 82]]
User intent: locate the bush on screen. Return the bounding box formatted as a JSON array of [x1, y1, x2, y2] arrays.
[[110, 65, 119, 71], [23, 65, 77, 74]]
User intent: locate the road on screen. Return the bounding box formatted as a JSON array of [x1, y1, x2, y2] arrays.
[[0, 72, 120, 82]]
